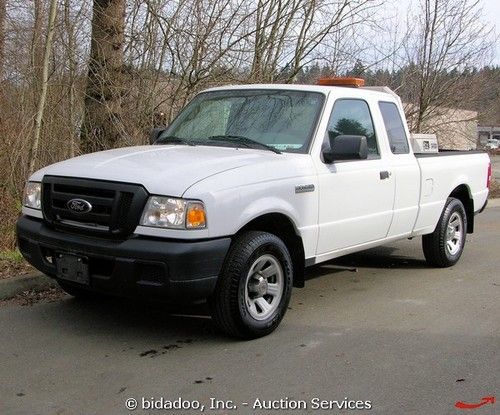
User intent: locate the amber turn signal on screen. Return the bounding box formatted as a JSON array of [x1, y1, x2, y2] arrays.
[[186, 203, 207, 228]]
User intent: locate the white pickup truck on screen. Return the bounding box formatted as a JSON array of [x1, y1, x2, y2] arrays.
[[17, 79, 491, 338]]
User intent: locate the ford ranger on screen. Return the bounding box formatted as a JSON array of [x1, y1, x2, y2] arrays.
[[17, 78, 491, 338]]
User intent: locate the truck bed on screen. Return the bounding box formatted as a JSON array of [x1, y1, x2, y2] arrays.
[[414, 149, 486, 158], [412, 150, 490, 236]]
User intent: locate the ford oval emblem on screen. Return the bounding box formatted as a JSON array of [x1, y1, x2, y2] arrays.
[[67, 198, 92, 214]]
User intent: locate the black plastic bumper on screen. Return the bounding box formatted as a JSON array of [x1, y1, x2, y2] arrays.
[[16, 215, 231, 303]]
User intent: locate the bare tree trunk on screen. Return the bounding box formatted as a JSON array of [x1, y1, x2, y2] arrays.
[[28, 0, 58, 175], [404, 0, 493, 133], [80, 0, 126, 153], [64, 0, 79, 158], [0, 0, 5, 138], [0, 0, 5, 83], [31, 0, 44, 103]]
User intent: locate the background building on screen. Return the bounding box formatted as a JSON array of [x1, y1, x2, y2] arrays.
[[405, 104, 478, 150], [477, 126, 500, 147]]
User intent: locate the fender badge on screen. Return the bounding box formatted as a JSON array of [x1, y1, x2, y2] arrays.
[[295, 184, 315, 194]]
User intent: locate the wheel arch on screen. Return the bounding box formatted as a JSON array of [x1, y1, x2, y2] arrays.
[[237, 213, 306, 288], [449, 184, 474, 233]]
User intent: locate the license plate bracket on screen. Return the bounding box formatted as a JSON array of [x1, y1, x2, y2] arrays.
[[56, 253, 90, 285]]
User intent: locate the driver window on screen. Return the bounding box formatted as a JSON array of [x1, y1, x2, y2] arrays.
[[326, 99, 379, 157]]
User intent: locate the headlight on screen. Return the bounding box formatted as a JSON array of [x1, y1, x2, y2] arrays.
[[23, 182, 42, 210], [140, 196, 206, 229]]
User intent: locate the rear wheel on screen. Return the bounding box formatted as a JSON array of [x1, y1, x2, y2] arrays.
[[422, 197, 467, 267], [209, 231, 293, 339]]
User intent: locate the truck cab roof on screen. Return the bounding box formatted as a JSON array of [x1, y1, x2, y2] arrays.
[[203, 83, 400, 101]]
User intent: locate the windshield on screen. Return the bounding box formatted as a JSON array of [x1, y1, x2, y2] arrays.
[[158, 89, 325, 153]]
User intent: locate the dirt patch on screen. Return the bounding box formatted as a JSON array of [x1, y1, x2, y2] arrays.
[[489, 179, 500, 199], [0, 251, 33, 280], [0, 287, 66, 308]]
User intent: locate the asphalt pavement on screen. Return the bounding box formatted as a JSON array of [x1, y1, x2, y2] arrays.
[[0, 207, 498, 415]]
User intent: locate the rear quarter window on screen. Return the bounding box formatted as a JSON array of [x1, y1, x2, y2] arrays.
[[379, 101, 410, 154]]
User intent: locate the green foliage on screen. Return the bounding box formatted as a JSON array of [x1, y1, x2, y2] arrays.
[[0, 249, 24, 263], [333, 118, 368, 137]]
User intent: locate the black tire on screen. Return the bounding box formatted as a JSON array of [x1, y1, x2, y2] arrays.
[[209, 231, 293, 339], [422, 197, 467, 267], [57, 280, 100, 299]]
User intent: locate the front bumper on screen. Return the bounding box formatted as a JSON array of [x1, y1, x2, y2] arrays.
[[16, 215, 231, 303]]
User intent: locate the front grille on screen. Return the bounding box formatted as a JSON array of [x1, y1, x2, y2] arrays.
[[42, 176, 149, 238]]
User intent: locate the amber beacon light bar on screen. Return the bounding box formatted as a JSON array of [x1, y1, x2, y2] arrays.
[[317, 77, 365, 87]]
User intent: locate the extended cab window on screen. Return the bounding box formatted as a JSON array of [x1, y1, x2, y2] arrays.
[[379, 101, 410, 154], [160, 90, 325, 153], [326, 99, 379, 157]]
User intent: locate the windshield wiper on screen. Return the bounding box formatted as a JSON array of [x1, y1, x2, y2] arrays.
[[208, 135, 281, 154], [155, 135, 196, 146]]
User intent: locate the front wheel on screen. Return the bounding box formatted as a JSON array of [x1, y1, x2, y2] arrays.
[[209, 231, 293, 339], [422, 197, 467, 267]]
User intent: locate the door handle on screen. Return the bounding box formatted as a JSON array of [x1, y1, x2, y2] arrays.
[[380, 171, 391, 180]]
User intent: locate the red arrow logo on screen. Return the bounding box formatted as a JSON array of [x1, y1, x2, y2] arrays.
[[455, 396, 495, 410]]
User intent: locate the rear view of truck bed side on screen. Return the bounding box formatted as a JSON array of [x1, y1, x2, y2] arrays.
[[412, 151, 490, 237]]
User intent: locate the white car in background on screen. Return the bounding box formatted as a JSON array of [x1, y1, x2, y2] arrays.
[[485, 138, 499, 150]]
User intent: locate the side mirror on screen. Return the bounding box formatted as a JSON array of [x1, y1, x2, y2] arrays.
[[323, 134, 368, 163], [149, 128, 165, 145]]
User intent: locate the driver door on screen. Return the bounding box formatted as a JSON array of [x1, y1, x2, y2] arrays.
[[316, 98, 395, 254]]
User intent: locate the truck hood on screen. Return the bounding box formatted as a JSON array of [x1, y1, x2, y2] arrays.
[[31, 145, 281, 196]]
